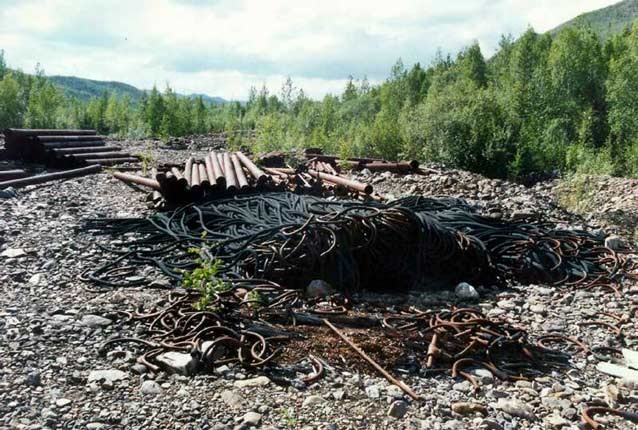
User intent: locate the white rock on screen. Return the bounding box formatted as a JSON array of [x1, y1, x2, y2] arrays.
[[233, 376, 271, 388], [302, 395, 325, 408], [242, 412, 262, 426], [365, 385, 380, 399], [1, 248, 25, 258], [494, 398, 536, 421], [80, 315, 112, 327], [28, 273, 45, 286], [87, 369, 127, 384], [386, 385, 404, 399], [220, 390, 244, 409], [156, 351, 197, 375], [597, 362, 638, 382], [140, 380, 162, 395], [455, 282, 479, 299], [55, 398, 72, 407], [529, 304, 546, 315], [496, 300, 516, 311], [622, 348, 638, 370]]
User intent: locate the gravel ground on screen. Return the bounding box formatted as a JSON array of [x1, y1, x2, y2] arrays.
[[1, 141, 638, 430]]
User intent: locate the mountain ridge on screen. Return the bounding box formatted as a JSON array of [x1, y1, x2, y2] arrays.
[[549, 0, 638, 39], [47, 75, 227, 105]]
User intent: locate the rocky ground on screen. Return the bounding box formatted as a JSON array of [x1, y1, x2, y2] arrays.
[[1, 138, 638, 430]]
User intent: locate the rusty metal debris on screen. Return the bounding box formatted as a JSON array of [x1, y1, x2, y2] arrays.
[[581, 406, 638, 429], [324, 318, 420, 400], [84, 190, 637, 388]]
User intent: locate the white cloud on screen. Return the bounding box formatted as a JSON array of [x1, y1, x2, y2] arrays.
[[0, 0, 620, 99]]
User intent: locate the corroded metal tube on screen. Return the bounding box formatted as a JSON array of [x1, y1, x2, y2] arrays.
[[308, 169, 373, 194], [0, 165, 102, 189], [223, 152, 238, 191], [236, 151, 268, 185], [113, 171, 161, 190], [231, 153, 250, 190]]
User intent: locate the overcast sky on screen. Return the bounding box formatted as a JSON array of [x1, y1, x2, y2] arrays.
[[0, 0, 620, 100]]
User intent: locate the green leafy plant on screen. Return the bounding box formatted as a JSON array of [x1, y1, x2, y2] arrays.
[[140, 143, 156, 176], [245, 289, 263, 309], [181, 246, 229, 310], [280, 407, 297, 428]]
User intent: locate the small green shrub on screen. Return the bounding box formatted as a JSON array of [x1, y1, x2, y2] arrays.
[[181, 247, 229, 310]]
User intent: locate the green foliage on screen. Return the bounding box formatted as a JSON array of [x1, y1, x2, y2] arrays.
[[280, 407, 297, 428], [181, 248, 229, 311], [0, 73, 22, 128]]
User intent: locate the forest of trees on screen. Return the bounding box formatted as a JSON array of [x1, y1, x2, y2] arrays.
[[3, 21, 638, 180]]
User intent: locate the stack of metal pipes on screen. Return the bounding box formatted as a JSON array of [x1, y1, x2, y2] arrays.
[[112, 151, 378, 206], [113, 151, 273, 204], [158, 151, 272, 203], [3, 129, 139, 167]]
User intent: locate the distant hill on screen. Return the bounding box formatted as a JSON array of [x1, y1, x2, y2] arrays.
[[47, 75, 227, 105], [549, 0, 638, 39]]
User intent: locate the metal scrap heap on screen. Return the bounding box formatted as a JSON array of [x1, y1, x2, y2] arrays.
[[84, 192, 636, 406], [112, 150, 382, 206]]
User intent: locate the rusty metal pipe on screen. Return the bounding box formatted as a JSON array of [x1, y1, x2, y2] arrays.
[[35, 135, 104, 143], [171, 167, 188, 188], [264, 167, 291, 178], [268, 167, 295, 175], [5, 128, 97, 137], [223, 152, 238, 191], [209, 152, 226, 189], [190, 163, 203, 199], [191, 163, 201, 187], [308, 169, 373, 194], [50, 146, 121, 155], [82, 157, 139, 166], [70, 151, 133, 160], [0, 169, 28, 181], [112, 171, 160, 190], [231, 153, 250, 190], [184, 157, 194, 185], [235, 151, 268, 185], [0, 164, 102, 189], [216, 152, 226, 176], [203, 154, 218, 189], [198, 163, 210, 190], [40, 141, 106, 149]]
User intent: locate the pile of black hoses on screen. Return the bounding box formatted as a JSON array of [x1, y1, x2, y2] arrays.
[[81, 192, 634, 292]]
